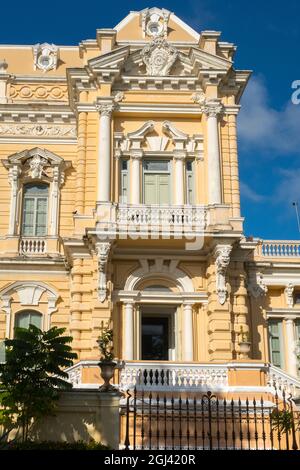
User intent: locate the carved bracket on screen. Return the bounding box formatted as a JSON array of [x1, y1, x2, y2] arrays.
[[247, 271, 268, 298], [214, 245, 232, 305], [285, 283, 294, 308], [95, 242, 111, 302]]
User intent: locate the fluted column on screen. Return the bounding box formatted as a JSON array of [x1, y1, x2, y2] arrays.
[[285, 318, 298, 377], [183, 303, 194, 361], [201, 100, 223, 205], [96, 103, 114, 202], [130, 151, 143, 204], [174, 152, 185, 205], [123, 302, 134, 360]]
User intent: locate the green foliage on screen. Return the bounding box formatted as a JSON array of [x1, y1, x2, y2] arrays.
[[271, 408, 294, 433], [0, 325, 77, 442], [1, 439, 109, 450], [97, 326, 114, 362]]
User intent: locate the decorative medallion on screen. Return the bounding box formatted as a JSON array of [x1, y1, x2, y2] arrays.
[[141, 38, 178, 76], [33, 43, 59, 72]]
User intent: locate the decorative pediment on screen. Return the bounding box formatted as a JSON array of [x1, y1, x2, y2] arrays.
[[3, 147, 71, 185], [114, 121, 203, 158]]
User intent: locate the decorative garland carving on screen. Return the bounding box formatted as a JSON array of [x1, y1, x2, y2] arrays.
[[214, 245, 232, 305], [285, 283, 294, 308], [0, 124, 76, 138], [95, 242, 111, 302], [10, 85, 68, 101]]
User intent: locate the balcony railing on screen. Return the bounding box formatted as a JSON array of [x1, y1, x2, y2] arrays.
[[117, 204, 207, 228], [119, 362, 229, 391], [19, 237, 47, 255], [257, 241, 300, 258]]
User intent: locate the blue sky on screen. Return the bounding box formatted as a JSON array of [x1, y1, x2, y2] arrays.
[[1, 0, 300, 240]]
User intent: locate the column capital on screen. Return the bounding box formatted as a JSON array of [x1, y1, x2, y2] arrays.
[[130, 149, 144, 160], [200, 99, 224, 118], [95, 101, 116, 116], [173, 150, 187, 161]]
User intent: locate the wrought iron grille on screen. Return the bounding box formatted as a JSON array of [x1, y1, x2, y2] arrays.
[[123, 389, 300, 451]]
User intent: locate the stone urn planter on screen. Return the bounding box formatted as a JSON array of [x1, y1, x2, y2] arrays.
[[238, 341, 251, 359], [99, 360, 118, 392], [97, 326, 119, 393]]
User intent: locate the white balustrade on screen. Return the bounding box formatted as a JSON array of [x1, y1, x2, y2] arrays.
[[267, 364, 300, 398], [19, 237, 47, 255], [260, 241, 300, 257], [119, 362, 228, 391], [116, 204, 207, 230]]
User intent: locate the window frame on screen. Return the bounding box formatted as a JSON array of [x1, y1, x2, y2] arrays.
[[21, 182, 49, 237]]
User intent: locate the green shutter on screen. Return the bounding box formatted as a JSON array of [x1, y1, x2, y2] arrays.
[[158, 174, 170, 205], [121, 172, 128, 203], [22, 198, 35, 236], [268, 320, 283, 368], [144, 174, 157, 204], [36, 198, 47, 236], [0, 340, 6, 363], [186, 165, 194, 204]]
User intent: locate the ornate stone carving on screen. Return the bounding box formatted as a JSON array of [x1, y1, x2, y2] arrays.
[[140, 8, 170, 39], [191, 91, 206, 105], [33, 43, 59, 72], [214, 245, 232, 305], [10, 84, 68, 101], [95, 103, 115, 117], [95, 242, 111, 302], [247, 272, 268, 298], [28, 154, 48, 178], [200, 99, 224, 118], [0, 60, 8, 72], [285, 283, 294, 308], [0, 124, 76, 138], [141, 38, 178, 76]]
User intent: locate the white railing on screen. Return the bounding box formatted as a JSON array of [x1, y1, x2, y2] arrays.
[[116, 204, 207, 231], [19, 237, 47, 255], [119, 362, 228, 391], [267, 364, 300, 397], [259, 241, 300, 257]]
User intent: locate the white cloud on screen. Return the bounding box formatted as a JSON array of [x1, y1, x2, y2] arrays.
[[240, 181, 267, 202], [238, 76, 300, 156]]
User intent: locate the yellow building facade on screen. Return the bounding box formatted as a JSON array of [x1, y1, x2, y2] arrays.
[[0, 8, 299, 398]]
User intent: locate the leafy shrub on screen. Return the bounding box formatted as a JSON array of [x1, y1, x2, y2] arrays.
[[1, 440, 109, 451]]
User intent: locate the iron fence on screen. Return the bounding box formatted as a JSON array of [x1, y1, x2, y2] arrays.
[[123, 389, 300, 451]]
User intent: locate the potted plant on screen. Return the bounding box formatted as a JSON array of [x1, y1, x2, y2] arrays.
[[97, 326, 118, 392], [238, 326, 251, 359]]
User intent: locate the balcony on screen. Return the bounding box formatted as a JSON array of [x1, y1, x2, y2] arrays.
[[94, 203, 238, 239], [19, 237, 47, 255], [256, 240, 300, 258]]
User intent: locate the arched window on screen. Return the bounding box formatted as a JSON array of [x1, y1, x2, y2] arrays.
[[143, 285, 171, 292], [15, 310, 42, 330], [22, 183, 49, 236]]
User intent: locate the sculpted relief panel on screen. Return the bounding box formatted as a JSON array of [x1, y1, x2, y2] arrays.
[[10, 84, 68, 101]]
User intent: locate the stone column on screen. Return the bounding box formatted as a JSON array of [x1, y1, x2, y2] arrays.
[[123, 302, 134, 360], [96, 103, 114, 202], [76, 111, 87, 213], [130, 150, 143, 204], [201, 100, 223, 205], [174, 152, 185, 205], [8, 165, 20, 235], [183, 303, 194, 361], [285, 318, 298, 377], [228, 113, 241, 217]]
